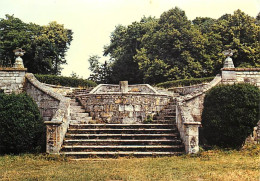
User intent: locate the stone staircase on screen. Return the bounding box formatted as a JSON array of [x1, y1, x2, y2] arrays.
[[60, 97, 185, 158], [69, 99, 93, 124]]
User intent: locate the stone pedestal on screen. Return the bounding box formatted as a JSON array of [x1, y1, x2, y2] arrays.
[[221, 68, 237, 82], [223, 57, 235, 68], [13, 56, 25, 68], [184, 123, 201, 154], [45, 121, 62, 154], [0, 67, 27, 94], [119, 81, 128, 93]]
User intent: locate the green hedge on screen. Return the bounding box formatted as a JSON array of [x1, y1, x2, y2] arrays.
[[35, 74, 97, 88], [156, 77, 214, 88], [201, 83, 260, 149], [0, 93, 44, 154]]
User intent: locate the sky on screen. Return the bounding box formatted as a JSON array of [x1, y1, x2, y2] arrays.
[[0, 0, 259, 78]]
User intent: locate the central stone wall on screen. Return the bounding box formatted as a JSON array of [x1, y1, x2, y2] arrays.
[[79, 93, 170, 124]]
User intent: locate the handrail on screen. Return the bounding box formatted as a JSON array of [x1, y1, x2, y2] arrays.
[[175, 74, 222, 153], [25, 73, 70, 153]]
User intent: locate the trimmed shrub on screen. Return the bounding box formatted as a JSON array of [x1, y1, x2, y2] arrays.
[[35, 74, 97, 88], [156, 77, 214, 88], [0, 93, 44, 154], [201, 83, 260, 149]]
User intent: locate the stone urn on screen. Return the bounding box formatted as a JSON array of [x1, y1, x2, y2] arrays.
[[13, 48, 26, 69]]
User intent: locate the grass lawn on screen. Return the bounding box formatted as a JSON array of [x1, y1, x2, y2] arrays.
[[0, 144, 259, 181]]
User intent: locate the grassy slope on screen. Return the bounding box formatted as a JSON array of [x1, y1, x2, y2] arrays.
[[0, 145, 259, 181]]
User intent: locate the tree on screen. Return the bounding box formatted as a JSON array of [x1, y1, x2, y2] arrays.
[[103, 17, 158, 84], [92, 8, 259, 84], [135, 7, 210, 83], [88, 55, 111, 84], [209, 10, 260, 68], [256, 12, 260, 23], [0, 15, 73, 74]]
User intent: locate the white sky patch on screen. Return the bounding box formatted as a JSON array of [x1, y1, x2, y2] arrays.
[[0, 0, 259, 78]]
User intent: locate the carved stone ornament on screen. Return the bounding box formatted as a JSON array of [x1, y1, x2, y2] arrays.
[[190, 136, 196, 148], [13, 48, 26, 68], [222, 49, 235, 68]]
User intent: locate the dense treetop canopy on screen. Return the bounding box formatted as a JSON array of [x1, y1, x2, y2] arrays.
[[0, 15, 73, 75], [89, 7, 260, 84]]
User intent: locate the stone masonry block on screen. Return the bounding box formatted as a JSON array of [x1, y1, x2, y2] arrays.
[[119, 105, 125, 112], [134, 105, 141, 111], [125, 105, 133, 111]]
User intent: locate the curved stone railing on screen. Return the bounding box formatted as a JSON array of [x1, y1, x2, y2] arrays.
[[90, 84, 158, 94], [25, 73, 70, 154], [169, 83, 209, 96], [176, 75, 222, 153]]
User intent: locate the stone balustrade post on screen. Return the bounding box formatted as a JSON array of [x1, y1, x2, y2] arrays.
[[45, 121, 63, 154], [184, 122, 201, 154], [119, 81, 128, 93]]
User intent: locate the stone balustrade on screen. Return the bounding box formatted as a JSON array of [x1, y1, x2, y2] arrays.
[[175, 75, 222, 153], [169, 83, 209, 96], [25, 73, 70, 153]]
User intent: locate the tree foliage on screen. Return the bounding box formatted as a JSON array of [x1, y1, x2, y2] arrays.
[[35, 74, 97, 88], [90, 8, 259, 84], [201, 84, 260, 149], [88, 55, 112, 84], [0, 15, 73, 75]]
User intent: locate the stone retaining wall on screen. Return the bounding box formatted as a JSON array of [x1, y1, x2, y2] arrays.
[[79, 93, 170, 124], [0, 67, 27, 94], [222, 68, 260, 88]]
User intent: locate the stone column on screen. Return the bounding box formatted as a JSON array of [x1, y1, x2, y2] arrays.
[[184, 122, 201, 154], [45, 121, 62, 154], [119, 81, 128, 93]]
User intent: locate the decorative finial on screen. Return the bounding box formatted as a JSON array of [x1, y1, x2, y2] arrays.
[[222, 49, 235, 57], [13, 48, 26, 68], [222, 49, 235, 68]]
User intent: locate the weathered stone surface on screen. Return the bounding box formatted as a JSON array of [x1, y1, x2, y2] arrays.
[[0, 68, 26, 94], [221, 68, 260, 88], [25, 73, 70, 154], [79, 91, 170, 124]]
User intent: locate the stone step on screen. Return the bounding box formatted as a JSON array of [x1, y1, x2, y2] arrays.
[[70, 105, 85, 111], [69, 123, 175, 129], [165, 105, 176, 109], [61, 145, 184, 152], [70, 118, 92, 124], [63, 145, 180, 149], [161, 108, 176, 112], [67, 128, 177, 134], [151, 119, 175, 123], [163, 116, 176, 120], [65, 133, 179, 139], [70, 101, 80, 106], [61, 151, 184, 157], [63, 139, 182, 145], [71, 113, 90, 119]]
